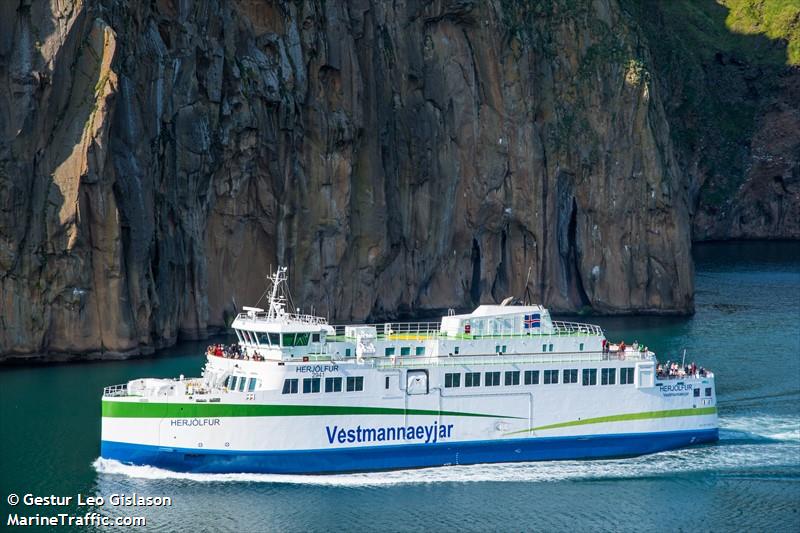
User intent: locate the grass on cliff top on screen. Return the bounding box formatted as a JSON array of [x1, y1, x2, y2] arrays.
[[640, 0, 799, 67], [720, 0, 800, 65]]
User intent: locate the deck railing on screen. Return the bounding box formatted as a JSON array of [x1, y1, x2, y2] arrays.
[[551, 320, 603, 336], [657, 370, 715, 380], [326, 320, 603, 341], [301, 349, 655, 365], [235, 312, 329, 326], [102, 384, 128, 397]]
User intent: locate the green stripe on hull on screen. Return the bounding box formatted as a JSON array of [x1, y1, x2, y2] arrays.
[[504, 407, 718, 436], [101, 401, 523, 419]]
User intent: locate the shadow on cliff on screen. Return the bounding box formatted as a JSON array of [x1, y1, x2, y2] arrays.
[[621, 0, 799, 240]]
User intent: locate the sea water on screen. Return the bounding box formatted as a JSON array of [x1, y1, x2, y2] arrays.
[[1, 242, 798, 532]]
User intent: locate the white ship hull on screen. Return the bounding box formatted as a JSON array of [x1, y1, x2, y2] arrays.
[[101, 358, 718, 473]]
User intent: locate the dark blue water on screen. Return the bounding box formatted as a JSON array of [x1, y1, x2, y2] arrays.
[[1, 241, 798, 532]]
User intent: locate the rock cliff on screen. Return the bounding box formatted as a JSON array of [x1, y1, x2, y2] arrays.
[[0, 0, 795, 360], [624, 0, 800, 241]]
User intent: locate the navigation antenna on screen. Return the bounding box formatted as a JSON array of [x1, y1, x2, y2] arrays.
[[266, 266, 289, 319]]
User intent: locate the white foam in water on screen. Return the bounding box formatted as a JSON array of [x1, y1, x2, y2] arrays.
[[94, 415, 800, 487], [720, 415, 800, 442]]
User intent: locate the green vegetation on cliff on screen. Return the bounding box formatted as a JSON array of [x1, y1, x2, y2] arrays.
[[639, 0, 799, 67], [721, 0, 800, 65]]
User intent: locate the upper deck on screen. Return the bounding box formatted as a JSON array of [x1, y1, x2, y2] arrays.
[[224, 268, 609, 363]]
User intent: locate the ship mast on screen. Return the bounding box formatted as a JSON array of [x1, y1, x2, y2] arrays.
[[266, 266, 288, 320]]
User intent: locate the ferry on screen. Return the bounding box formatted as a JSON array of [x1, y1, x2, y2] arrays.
[[100, 267, 718, 474]]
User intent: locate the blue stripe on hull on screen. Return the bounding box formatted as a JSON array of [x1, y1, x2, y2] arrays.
[[101, 429, 719, 474]]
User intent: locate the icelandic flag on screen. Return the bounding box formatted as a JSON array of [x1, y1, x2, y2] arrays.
[[524, 313, 541, 329]]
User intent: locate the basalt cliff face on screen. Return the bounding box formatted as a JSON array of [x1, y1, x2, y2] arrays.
[[0, 0, 795, 360]]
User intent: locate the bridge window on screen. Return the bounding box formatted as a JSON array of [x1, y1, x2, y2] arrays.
[[563, 369, 578, 383], [228, 376, 237, 390], [620, 368, 635, 384], [505, 371, 520, 386], [346, 376, 364, 392], [582, 369, 597, 386], [385, 347, 395, 356], [269, 333, 280, 346], [257, 332, 270, 345], [325, 377, 343, 392], [444, 373, 461, 388], [544, 370, 559, 384], [416, 346, 426, 356], [601, 368, 616, 385], [524, 370, 539, 385], [282, 379, 298, 394], [465, 372, 481, 387], [694, 388, 700, 397], [401, 347, 411, 356], [485, 372, 501, 386], [303, 378, 321, 393], [705, 387, 712, 397], [238, 377, 247, 392], [248, 378, 257, 392], [234, 330, 244, 343], [283, 333, 311, 347]]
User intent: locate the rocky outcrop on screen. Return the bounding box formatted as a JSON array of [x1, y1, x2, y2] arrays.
[[691, 66, 800, 240], [0, 0, 791, 360], [623, 0, 800, 241]]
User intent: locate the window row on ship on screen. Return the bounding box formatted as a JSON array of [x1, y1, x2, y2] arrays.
[[275, 367, 636, 396], [383, 343, 578, 356], [234, 330, 318, 347], [444, 368, 635, 387]]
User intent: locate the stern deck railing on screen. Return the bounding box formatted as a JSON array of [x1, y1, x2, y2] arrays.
[[102, 384, 128, 397]]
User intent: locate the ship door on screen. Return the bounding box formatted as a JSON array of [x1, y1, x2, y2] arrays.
[[406, 370, 429, 395]]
